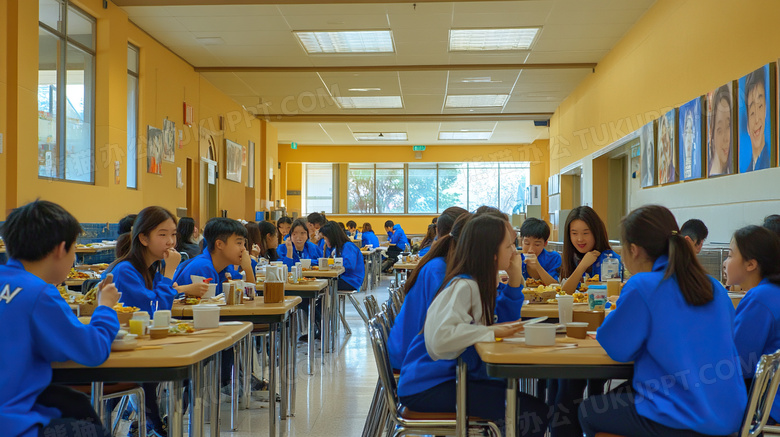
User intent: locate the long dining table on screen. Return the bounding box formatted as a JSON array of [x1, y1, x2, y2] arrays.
[[302, 266, 345, 352]]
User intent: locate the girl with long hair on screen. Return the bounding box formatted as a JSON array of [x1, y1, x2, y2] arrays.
[[560, 206, 621, 293], [729, 225, 780, 423], [276, 216, 293, 244], [176, 217, 200, 259], [417, 223, 437, 257], [387, 206, 469, 369], [579, 205, 746, 437], [360, 222, 380, 248], [278, 218, 322, 265], [318, 221, 365, 291], [397, 213, 548, 433]]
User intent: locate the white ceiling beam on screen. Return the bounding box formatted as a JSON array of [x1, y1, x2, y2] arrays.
[[259, 113, 552, 122], [195, 63, 596, 73], [114, 0, 529, 5]]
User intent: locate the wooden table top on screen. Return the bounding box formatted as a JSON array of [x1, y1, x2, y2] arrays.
[[393, 262, 419, 270], [172, 296, 302, 317], [302, 266, 345, 278], [257, 279, 328, 292], [521, 303, 591, 318], [53, 322, 252, 369], [476, 335, 625, 366]]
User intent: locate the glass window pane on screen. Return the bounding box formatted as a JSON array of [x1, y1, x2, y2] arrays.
[[467, 165, 498, 210], [67, 7, 95, 50], [438, 164, 466, 212], [128, 44, 139, 73], [39, 0, 63, 33], [306, 164, 333, 214], [499, 165, 530, 216], [408, 168, 437, 213], [348, 165, 375, 213], [127, 73, 138, 188], [376, 168, 404, 213], [64, 44, 93, 182], [38, 27, 60, 179]]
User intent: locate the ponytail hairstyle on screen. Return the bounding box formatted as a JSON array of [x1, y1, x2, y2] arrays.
[[732, 225, 780, 286], [256, 221, 279, 260], [402, 208, 471, 296], [319, 221, 350, 256], [621, 205, 713, 305], [107, 206, 177, 289], [434, 213, 510, 326], [560, 206, 612, 279]]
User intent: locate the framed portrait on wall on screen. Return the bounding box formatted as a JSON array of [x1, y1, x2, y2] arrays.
[[657, 109, 677, 184], [147, 126, 162, 175], [678, 97, 704, 181], [706, 82, 736, 177], [225, 139, 242, 183], [640, 121, 656, 188], [738, 63, 775, 173], [163, 118, 175, 162]]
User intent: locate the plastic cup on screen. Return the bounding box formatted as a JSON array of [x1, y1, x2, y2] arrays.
[[524, 324, 557, 346], [153, 310, 171, 327], [192, 305, 220, 329], [334, 257, 344, 267], [301, 259, 311, 269], [557, 295, 574, 325], [128, 319, 144, 336], [318, 258, 329, 270], [203, 283, 217, 299]]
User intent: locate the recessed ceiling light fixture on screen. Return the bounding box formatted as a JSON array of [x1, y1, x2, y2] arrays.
[[195, 36, 225, 46], [449, 27, 540, 51], [439, 131, 492, 140], [348, 88, 382, 92], [295, 30, 395, 54], [353, 132, 407, 141], [335, 96, 403, 109], [445, 94, 509, 108]]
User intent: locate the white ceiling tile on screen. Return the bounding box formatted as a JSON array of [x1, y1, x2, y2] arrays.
[[175, 15, 289, 32], [165, 45, 223, 66], [399, 71, 448, 94], [191, 31, 299, 47], [524, 50, 608, 63], [129, 16, 189, 32], [285, 15, 391, 30], [200, 73, 256, 96], [533, 37, 621, 52], [451, 13, 548, 28], [165, 5, 280, 17]]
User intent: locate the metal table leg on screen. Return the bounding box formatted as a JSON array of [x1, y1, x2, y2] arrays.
[[90, 382, 103, 419], [281, 317, 288, 420], [242, 335, 251, 409], [506, 378, 517, 437], [308, 296, 316, 375], [230, 346, 240, 430], [290, 309, 297, 416], [330, 277, 339, 350], [322, 282, 331, 355], [269, 323, 278, 437], [210, 352, 221, 437], [168, 380, 184, 437], [189, 361, 205, 437]]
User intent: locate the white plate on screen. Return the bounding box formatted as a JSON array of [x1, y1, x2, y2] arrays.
[[111, 339, 138, 351]]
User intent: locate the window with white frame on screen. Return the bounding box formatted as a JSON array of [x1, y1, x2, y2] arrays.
[[127, 44, 139, 189], [304, 163, 333, 214]]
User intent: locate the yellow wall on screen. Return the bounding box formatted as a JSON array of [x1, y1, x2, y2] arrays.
[[279, 141, 550, 234], [2, 0, 275, 223], [550, 0, 780, 175]]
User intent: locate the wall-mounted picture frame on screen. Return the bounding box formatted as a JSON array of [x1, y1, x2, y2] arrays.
[[678, 96, 704, 181], [640, 120, 656, 188], [225, 139, 242, 183], [706, 81, 736, 177], [163, 118, 175, 163], [147, 126, 162, 175], [738, 63, 775, 173], [657, 109, 677, 184]]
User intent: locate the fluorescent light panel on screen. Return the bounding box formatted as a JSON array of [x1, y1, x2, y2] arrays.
[[449, 28, 540, 51], [445, 94, 509, 108], [335, 96, 403, 109], [295, 30, 394, 54], [353, 132, 407, 141], [438, 131, 492, 140]]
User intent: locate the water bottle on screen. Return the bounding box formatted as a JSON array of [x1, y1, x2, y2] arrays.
[[601, 253, 620, 280]]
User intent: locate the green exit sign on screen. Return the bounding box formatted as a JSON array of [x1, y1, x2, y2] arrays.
[[291, 142, 298, 149], [413, 145, 426, 151]]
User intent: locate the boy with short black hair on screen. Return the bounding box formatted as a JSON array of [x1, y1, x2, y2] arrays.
[[346, 220, 360, 239], [680, 218, 709, 254], [307, 212, 327, 252], [0, 200, 120, 437], [382, 220, 409, 273], [173, 217, 255, 287], [519, 217, 562, 286]]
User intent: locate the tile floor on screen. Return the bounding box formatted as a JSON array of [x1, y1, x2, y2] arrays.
[[210, 277, 390, 437]]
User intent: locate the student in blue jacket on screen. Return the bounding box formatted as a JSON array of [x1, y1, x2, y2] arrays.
[[276, 216, 292, 245], [278, 218, 323, 266], [319, 221, 365, 291], [0, 200, 120, 437], [519, 217, 562, 285], [417, 223, 437, 258], [346, 220, 361, 240], [728, 225, 780, 423], [580, 205, 747, 437], [360, 222, 380, 248], [383, 221, 409, 272], [104, 206, 197, 315], [560, 206, 621, 293], [397, 213, 548, 434], [388, 206, 468, 369], [307, 212, 328, 253]]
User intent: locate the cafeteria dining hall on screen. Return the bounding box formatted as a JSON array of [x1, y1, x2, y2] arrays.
[[7, 0, 780, 436]]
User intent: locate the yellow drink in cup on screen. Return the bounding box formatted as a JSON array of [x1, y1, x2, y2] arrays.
[[328, 258, 335, 266], [128, 319, 144, 336]]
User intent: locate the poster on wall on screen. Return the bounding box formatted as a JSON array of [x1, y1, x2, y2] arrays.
[[678, 97, 703, 181], [147, 126, 162, 175], [738, 63, 775, 173], [706, 82, 736, 177], [657, 109, 677, 184], [225, 139, 242, 183], [163, 119, 176, 162], [640, 121, 656, 188]]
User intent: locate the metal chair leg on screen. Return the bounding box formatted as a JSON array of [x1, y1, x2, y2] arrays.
[[339, 295, 352, 335]]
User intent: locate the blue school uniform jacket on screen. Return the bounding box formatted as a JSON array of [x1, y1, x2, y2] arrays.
[[0, 259, 119, 437], [277, 240, 322, 267], [388, 256, 446, 369], [734, 279, 780, 420], [597, 256, 747, 435], [521, 249, 562, 281], [417, 245, 431, 257], [389, 224, 409, 250], [328, 241, 365, 291], [397, 275, 525, 397], [105, 260, 177, 315], [361, 231, 380, 248], [172, 249, 234, 287]]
